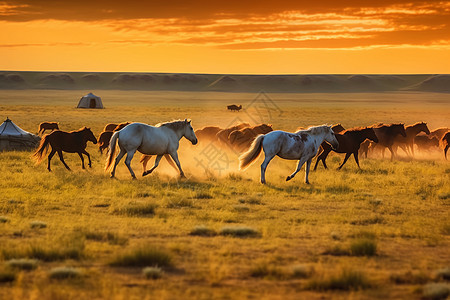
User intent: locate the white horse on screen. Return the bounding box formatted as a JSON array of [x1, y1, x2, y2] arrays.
[[239, 125, 339, 184], [105, 119, 198, 179]]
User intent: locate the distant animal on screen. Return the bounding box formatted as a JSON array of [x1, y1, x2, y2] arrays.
[[369, 123, 407, 160], [32, 127, 97, 171], [228, 124, 273, 152], [414, 135, 439, 152], [216, 123, 251, 146], [314, 127, 378, 170], [105, 119, 198, 179], [97, 122, 132, 154], [194, 126, 223, 143], [430, 127, 450, 140], [392, 122, 430, 157], [441, 132, 450, 159], [227, 104, 242, 112], [38, 122, 59, 135], [239, 125, 339, 184]]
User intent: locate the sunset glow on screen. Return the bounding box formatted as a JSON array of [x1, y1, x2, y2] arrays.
[[1, 1, 450, 73]]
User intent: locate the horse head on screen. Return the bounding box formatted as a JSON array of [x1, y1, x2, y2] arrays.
[[366, 127, 379, 143], [419, 122, 430, 135], [332, 123, 345, 133], [324, 126, 339, 150], [395, 123, 407, 137], [183, 119, 198, 145], [83, 127, 98, 144]]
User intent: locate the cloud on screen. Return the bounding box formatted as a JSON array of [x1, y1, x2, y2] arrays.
[[1, 1, 449, 50]]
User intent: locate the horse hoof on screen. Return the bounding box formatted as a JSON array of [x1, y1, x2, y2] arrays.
[[142, 172, 147, 177], [305, 181, 310, 184], [286, 176, 291, 181], [131, 175, 137, 180]]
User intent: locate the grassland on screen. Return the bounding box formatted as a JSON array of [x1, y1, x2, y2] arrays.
[[0, 90, 449, 299]]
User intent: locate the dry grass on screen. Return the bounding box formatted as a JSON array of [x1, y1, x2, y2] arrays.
[[0, 90, 448, 299]]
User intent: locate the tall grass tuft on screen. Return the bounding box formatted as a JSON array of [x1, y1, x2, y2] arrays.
[[220, 226, 259, 238], [250, 262, 286, 280], [6, 258, 38, 271], [189, 225, 217, 237], [0, 269, 16, 283], [435, 268, 450, 281], [307, 269, 372, 291], [349, 238, 377, 256], [82, 230, 128, 245], [291, 264, 315, 279], [49, 267, 82, 280], [0, 216, 9, 223], [113, 203, 157, 217], [30, 221, 47, 229], [143, 266, 163, 279], [109, 246, 172, 268]]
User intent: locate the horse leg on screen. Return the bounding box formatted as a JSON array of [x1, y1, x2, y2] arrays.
[[444, 145, 449, 160], [57, 150, 71, 170], [82, 150, 92, 168], [77, 152, 85, 169], [388, 146, 395, 161], [169, 151, 185, 178], [111, 149, 126, 178], [313, 148, 325, 171], [286, 157, 307, 182], [353, 152, 361, 169], [165, 154, 179, 172], [124, 150, 137, 179], [304, 158, 313, 184], [47, 149, 56, 172], [337, 153, 351, 170], [260, 154, 274, 184], [143, 155, 162, 177]]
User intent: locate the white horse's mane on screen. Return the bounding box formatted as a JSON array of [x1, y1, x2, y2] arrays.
[[298, 124, 331, 135], [156, 119, 190, 131]]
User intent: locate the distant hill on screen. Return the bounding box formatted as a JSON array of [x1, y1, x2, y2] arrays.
[[0, 71, 447, 93]]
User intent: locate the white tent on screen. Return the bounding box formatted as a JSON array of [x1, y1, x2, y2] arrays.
[[0, 118, 40, 151], [77, 92, 104, 109]]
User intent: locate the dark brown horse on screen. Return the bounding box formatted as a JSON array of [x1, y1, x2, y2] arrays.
[[414, 135, 439, 153], [227, 104, 242, 112], [194, 126, 223, 143], [228, 124, 273, 152], [369, 123, 406, 160], [97, 122, 131, 154], [430, 127, 450, 140], [32, 127, 97, 171], [314, 127, 379, 170], [38, 122, 59, 135], [441, 132, 450, 159], [216, 123, 251, 146], [393, 122, 430, 157], [103, 123, 118, 132]]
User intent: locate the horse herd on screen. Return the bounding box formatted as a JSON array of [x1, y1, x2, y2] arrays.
[[32, 120, 449, 184]]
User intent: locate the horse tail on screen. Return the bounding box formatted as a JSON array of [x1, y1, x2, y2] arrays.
[[31, 135, 51, 164], [239, 134, 264, 170], [105, 131, 119, 171]]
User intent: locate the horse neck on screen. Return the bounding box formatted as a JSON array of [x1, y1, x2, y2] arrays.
[[312, 129, 330, 145], [170, 127, 185, 140]]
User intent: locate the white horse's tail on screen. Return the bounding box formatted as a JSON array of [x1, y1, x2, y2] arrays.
[[239, 134, 264, 170], [105, 131, 119, 171]]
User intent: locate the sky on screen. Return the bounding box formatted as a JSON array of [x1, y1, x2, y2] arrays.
[[1, 0, 450, 74]]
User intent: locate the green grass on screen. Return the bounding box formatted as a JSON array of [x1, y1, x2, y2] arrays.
[[307, 269, 372, 291], [109, 246, 173, 268], [0, 91, 448, 299]]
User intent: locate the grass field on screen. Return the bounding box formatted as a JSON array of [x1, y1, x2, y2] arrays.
[[0, 90, 449, 299]]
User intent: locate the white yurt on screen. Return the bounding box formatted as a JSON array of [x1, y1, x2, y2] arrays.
[[77, 92, 104, 109], [0, 117, 40, 151]]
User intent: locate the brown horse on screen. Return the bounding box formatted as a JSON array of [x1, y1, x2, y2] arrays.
[[414, 135, 439, 153], [314, 127, 379, 170], [216, 123, 250, 146], [97, 122, 131, 154], [393, 122, 430, 157], [38, 122, 59, 135], [430, 127, 450, 140], [228, 124, 273, 152], [103, 123, 118, 132], [32, 127, 97, 171], [369, 123, 406, 160], [441, 132, 450, 159], [194, 126, 223, 143]]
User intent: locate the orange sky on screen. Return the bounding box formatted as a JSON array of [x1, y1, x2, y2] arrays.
[[1, 0, 450, 73]]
